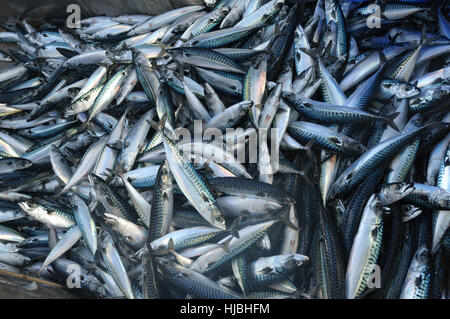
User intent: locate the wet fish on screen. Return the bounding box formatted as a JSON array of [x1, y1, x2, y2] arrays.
[[0, 0, 446, 300]]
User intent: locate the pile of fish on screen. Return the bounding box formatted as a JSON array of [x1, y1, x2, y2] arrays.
[[0, 0, 449, 299]]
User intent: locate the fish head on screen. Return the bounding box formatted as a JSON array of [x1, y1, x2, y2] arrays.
[[344, 138, 367, 155], [0, 157, 33, 170], [400, 204, 422, 222], [217, 6, 231, 17], [327, 174, 348, 200], [291, 254, 309, 267], [281, 91, 296, 103], [85, 275, 108, 298], [396, 83, 420, 99], [378, 182, 415, 206], [106, 49, 131, 63], [18, 201, 41, 216], [209, 207, 227, 230], [155, 256, 178, 276], [280, 254, 309, 271]]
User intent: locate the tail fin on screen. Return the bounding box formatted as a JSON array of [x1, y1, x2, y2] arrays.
[[154, 40, 171, 54], [384, 112, 400, 132], [56, 47, 78, 58], [167, 238, 193, 267], [298, 47, 315, 59], [387, 30, 402, 45], [146, 113, 167, 132], [303, 137, 317, 151]]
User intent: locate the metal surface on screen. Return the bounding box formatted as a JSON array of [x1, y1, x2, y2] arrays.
[[0, 0, 204, 23], [0, 272, 76, 299]]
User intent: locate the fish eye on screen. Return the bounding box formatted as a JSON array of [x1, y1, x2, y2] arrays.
[[215, 216, 224, 223]]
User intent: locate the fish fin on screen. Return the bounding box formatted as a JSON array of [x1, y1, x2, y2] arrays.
[[304, 137, 317, 150], [47, 227, 58, 249], [388, 30, 402, 43], [88, 199, 98, 213], [146, 113, 167, 133], [229, 216, 242, 239], [298, 47, 315, 59], [219, 236, 233, 254], [154, 40, 171, 53], [56, 47, 78, 58], [378, 49, 387, 65], [167, 238, 175, 252], [155, 47, 167, 59], [99, 59, 114, 68], [384, 112, 400, 132], [121, 41, 130, 51]]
